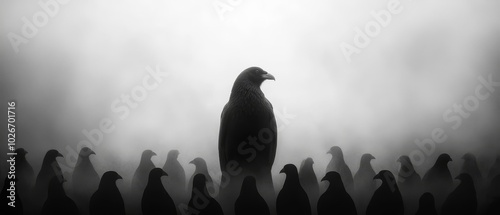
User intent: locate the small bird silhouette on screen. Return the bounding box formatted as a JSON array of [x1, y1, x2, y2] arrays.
[[142, 168, 176, 215], [326, 146, 354, 193], [461, 153, 483, 187], [353, 153, 376, 215], [34, 149, 64, 209], [317, 171, 357, 215], [132, 150, 157, 193], [89, 171, 125, 215], [441, 173, 477, 215], [188, 174, 224, 215], [366, 170, 404, 215], [188, 157, 214, 195], [397, 155, 421, 215], [72, 147, 99, 215], [235, 176, 270, 215], [162, 149, 187, 206], [277, 164, 311, 215], [415, 192, 438, 215], [1, 177, 23, 215], [299, 157, 320, 215], [422, 153, 453, 212], [15, 148, 35, 190], [41, 176, 80, 215]]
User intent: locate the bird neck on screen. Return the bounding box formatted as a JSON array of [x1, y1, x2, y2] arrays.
[[284, 173, 300, 187], [100, 181, 119, 191], [230, 80, 265, 101], [76, 156, 91, 167], [360, 160, 373, 171]]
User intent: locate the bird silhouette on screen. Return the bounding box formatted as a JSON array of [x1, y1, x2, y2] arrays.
[[218, 67, 277, 213], [1, 177, 23, 215], [277, 164, 311, 215], [299, 157, 320, 215], [15, 148, 35, 191], [142, 168, 176, 215], [366, 170, 404, 215], [188, 157, 214, 195], [162, 149, 187, 207], [235, 176, 270, 215], [397, 155, 421, 215], [72, 147, 99, 215], [34, 149, 64, 211], [487, 156, 500, 182], [132, 150, 157, 193], [353, 153, 376, 215], [461, 153, 483, 186], [41, 176, 80, 215], [317, 171, 357, 215], [326, 146, 354, 194], [89, 171, 125, 215], [187, 174, 224, 215], [415, 192, 438, 215], [422, 153, 453, 212], [441, 173, 477, 215]]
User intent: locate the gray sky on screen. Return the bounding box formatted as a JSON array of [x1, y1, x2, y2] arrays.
[[1, 0, 500, 187]]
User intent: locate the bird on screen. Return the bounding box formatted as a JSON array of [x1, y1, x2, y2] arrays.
[[34, 149, 64, 205], [162, 149, 187, 206], [218, 67, 277, 213], [89, 171, 125, 215], [14, 148, 35, 191], [72, 147, 99, 214], [132, 150, 157, 193], [460, 153, 483, 187], [1, 177, 23, 215], [41, 176, 80, 215], [422, 153, 453, 212], [142, 168, 176, 215], [366, 170, 404, 215], [276, 164, 311, 215], [353, 153, 376, 215], [317, 171, 357, 215], [441, 173, 477, 215], [397, 155, 421, 215], [188, 157, 214, 195], [487, 155, 500, 182], [415, 192, 438, 215], [326, 146, 354, 193], [187, 174, 224, 215], [234, 176, 270, 215], [299, 157, 320, 215]]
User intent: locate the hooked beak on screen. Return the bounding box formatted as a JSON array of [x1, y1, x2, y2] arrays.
[[189, 160, 194, 164], [117, 174, 123, 180], [57, 152, 64, 158], [373, 173, 381, 180], [279, 168, 285, 174], [162, 170, 168, 176], [262, 73, 275, 81], [90, 150, 96, 155], [321, 176, 328, 182]]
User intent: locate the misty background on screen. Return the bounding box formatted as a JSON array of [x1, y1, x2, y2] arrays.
[[1, 0, 500, 189]]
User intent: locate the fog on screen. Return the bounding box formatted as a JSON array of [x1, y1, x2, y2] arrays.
[[1, 0, 500, 188]]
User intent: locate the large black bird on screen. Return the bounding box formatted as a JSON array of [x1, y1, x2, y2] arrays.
[[415, 192, 438, 215], [461, 153, 483, 187], [353, 153, 376, 215], [162, 149, 187, 206], [422, 153, 453, 212], [326, 146, 354, 193], [89, 171, 125, 215], [397, 155, 421, 215], [235, 176, 270, 215], [441, 173, 477, 215], [15, 148, 35, 190], [34, 149, 64, 206], [218, 67, 277, 212], [317, 171, 357, 215], [277, 164, 311, 215], [366, 170, 404, 215], [187, 174, 224, 215], [188, 157, 214, 195], [142, 168, 176, 215], [72, 147, 99, 214], [1, 177, 23, 215], [41, 176, 80, 215], [299, 157, 320, 215]]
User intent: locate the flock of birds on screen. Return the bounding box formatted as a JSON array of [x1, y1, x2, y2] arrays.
[[2, 67, 500, 215], [2, 146, 500, 215]]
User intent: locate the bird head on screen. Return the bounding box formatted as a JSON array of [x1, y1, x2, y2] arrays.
[[79, 147, 96, 157], [419, 192, 435, 207], [236, 67, 275, 87], [362, 153, 375, 162], [462, 153, 476, 162], [373, 170, 396, 182], [304, 157, 314, 166], [327, 146, 343, 156], [14, 148, 28, 157], [321, 171, 341, 182], [280, 164, 299, 175], [142, 150, 156, 159], [397, 155, 410, 163], [168, 150, 180, 159], [455, 173, 473, 183], [45, 149, 64, 161], [100, 171, 123, 188], [189, 157, 206, 167], [436, 153, 452, 165], [149, 168, 168, 179]]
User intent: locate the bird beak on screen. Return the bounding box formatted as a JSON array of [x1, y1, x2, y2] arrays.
[[117, 175, 123, 180], [90, 150, 96, 155], [162, 171, 168, 176], [152, 152, 157, 156], [57, 152, 64, 158], [262, 73, 275, 81], [373, 174, 380, 180], [279, 168, 285, 174], [327, 150, 331, 154], [321, 176, 327, 182], [189, 160, 194, 164]]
